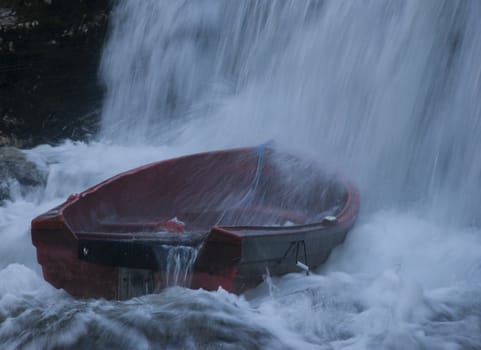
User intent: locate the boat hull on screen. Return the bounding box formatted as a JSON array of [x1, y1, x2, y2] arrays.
[[31, 147, 360, 299]]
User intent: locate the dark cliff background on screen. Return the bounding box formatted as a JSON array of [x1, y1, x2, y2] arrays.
[[0, 0, 111, 147]]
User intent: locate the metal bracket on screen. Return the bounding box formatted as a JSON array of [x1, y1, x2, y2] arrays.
[[295, 240, 309, 275], [279, 240, 310, 275]]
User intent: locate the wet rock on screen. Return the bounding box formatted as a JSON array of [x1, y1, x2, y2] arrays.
[[0, 146, 46, 201], [0, 0, 111, 147]]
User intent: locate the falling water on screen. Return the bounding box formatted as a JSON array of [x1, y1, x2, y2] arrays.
[[159, 245, 199, 288], [99, 0, 481, 222], [1, 0, 481, 348]]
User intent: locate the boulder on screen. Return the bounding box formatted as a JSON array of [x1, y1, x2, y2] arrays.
[[0, 146, 46, 201]]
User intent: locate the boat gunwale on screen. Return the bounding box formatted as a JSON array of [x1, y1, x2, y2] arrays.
[[33, 147, 360, 243], [209, 181, 359, 239]]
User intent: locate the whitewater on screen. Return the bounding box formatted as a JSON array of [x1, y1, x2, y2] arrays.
[[1, 0, 481, 348]]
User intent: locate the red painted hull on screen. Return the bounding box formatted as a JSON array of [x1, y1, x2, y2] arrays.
[[31, 146, 360, 299]]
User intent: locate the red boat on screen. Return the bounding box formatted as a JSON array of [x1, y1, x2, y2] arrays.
[[31, 146, 359, 299]]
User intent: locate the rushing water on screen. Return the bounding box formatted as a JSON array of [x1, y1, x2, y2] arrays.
[[2, 0, 481, 348], [160, 245, 199, 288]]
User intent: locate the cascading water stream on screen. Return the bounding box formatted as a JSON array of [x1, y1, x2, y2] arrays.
[[1, 0, 481, 348], [165, 245, 199, 287]]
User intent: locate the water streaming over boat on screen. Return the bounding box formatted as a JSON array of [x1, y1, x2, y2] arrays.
[[161, 245, 199, 288], [2, 0, 481, 348]]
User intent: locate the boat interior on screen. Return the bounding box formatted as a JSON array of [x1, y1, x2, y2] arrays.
[[62, 149, 347, 238]]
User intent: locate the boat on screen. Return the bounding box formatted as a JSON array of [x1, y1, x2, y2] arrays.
[[31, 145, 360, 299]]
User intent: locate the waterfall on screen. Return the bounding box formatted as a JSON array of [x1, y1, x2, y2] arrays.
[[99, 0, 481, 224]]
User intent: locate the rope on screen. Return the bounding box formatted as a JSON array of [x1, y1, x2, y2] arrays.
[[243, 143, 266, 206], [215, 143, 267, 225]]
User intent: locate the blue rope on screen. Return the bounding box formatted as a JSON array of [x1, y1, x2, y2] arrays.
[[243, 143, 266, 206], [215, 143, 268, 225]]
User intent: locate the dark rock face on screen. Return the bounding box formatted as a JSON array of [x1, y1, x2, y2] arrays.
[[0, 0, 111, 147], [0, 146, 46, 201]]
